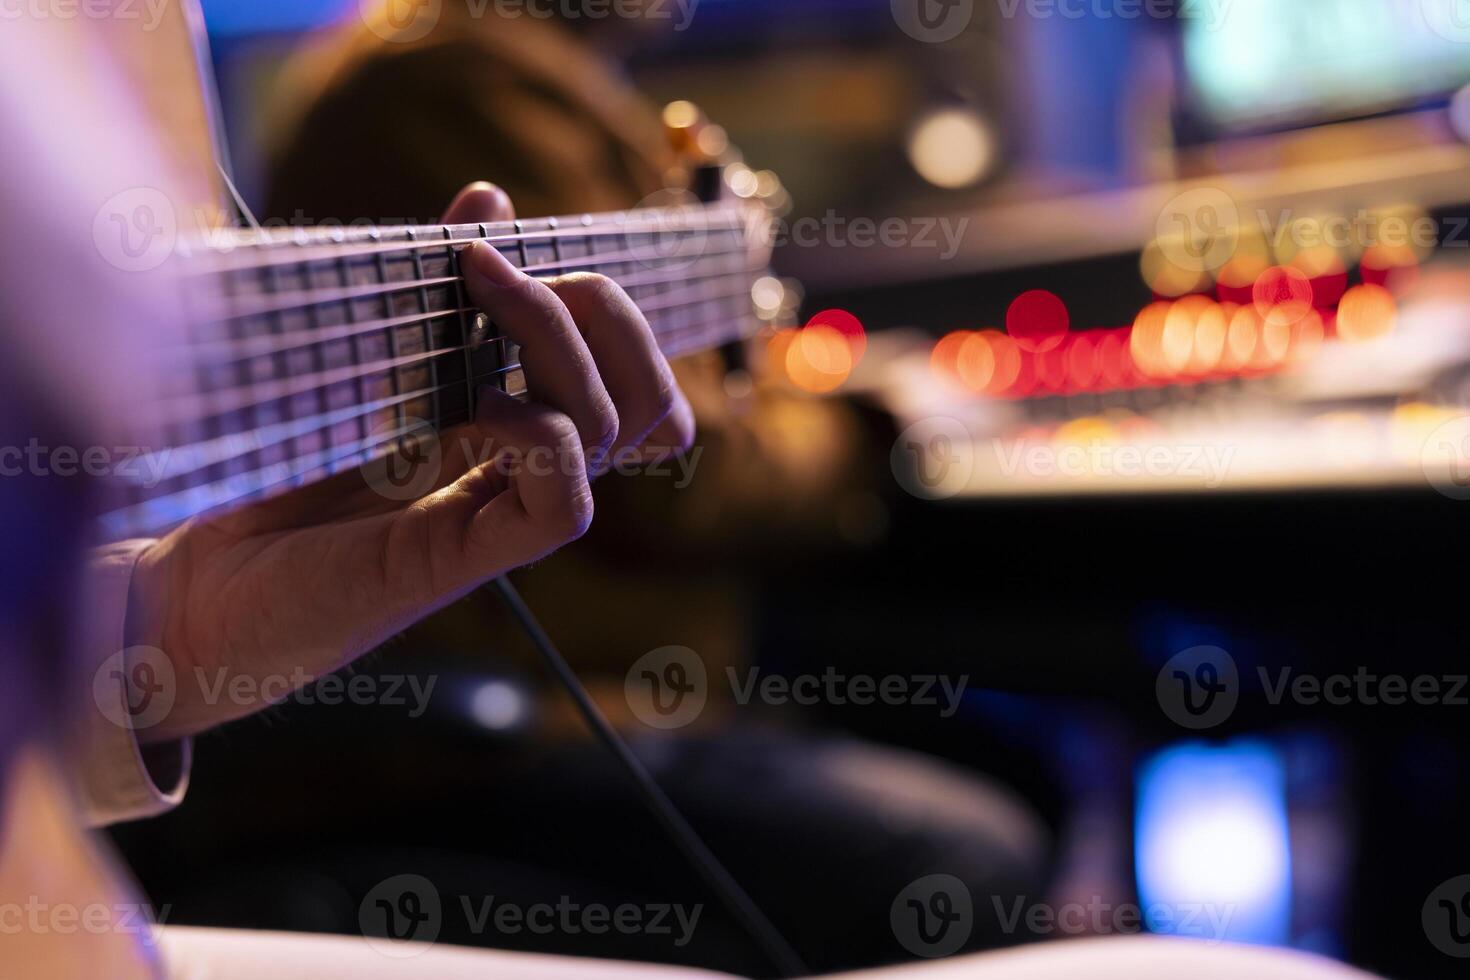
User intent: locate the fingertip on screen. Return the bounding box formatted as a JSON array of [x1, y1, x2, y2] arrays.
[[442, 181, 517, 224], [462, 240, 525, 290]]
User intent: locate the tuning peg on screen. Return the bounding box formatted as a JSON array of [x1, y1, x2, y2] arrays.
[[663, 100, 729, 163]]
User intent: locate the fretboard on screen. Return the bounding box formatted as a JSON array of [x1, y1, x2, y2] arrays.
[[98, 200, 772, 540]]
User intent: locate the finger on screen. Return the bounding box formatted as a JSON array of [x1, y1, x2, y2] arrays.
[[460, 241, 619, 472], [276, 394, 592, 661], [548, 273, 682, 466], [409, 388, 593, 586], [640, 385, 696, 463], [441, 181, 516, 224]]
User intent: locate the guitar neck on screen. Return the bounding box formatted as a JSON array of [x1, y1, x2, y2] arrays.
[[99, 199, 772, 539]]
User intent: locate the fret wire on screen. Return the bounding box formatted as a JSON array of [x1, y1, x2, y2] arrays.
[[166, 338, 465, 420], [196, 237, 749, 324], [168, 266, 760, 423], [143, 381, 466, 482], [262, 259, 292, 483], [451, 225, 477, 429], [464, 303, 753, 389], [180, 250, 756, 363], [145, 275, 756, 487], [396, 227, 422, 468], [101, 201, 768, 538], [196, 206, 747, 273], [364, 227, 393, 475], [142, 357, 527, 489], [305, 253, 331, 478], [114, 299, 757, 538], [101, 416, 453, 540], [513, 218, 528, 271]]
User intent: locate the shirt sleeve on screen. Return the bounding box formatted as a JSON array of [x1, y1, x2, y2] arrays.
[[75, 538, 192, 826]]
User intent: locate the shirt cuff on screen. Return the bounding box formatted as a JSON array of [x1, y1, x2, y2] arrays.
[[76, 538, 192, 826]]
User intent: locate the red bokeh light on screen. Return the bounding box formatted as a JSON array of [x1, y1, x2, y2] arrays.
[[1097, 329, 1130, 388], [1034, 342, 1070, 393], [1065, 333, 1099, 391], [806, 308, 867, 362], [1006, 290, 1070, 353], [1252, 266, 1314, 319]]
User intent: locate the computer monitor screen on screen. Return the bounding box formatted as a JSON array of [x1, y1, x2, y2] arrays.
[[1181, 0, 1470, 133]]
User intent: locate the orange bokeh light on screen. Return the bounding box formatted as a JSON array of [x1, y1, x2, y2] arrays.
[[1189, 300, 1229, 376], [956, 332, 996, 391], [1224, 305, 1260, 372], [931, 330, 973, 382], [1285, 308, 1325, 364], [981, 330, 1023, 395], [1360, 243, 1420, 290], [785, 324, 852, 392], [1336, 283, 1397, 342], [1130, 301, 1172, 380]]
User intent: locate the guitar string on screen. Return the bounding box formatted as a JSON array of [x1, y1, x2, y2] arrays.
[[157, 267, 761, 424], [101, 305, 760, 535], [193, 235, 751, 322], [130, 276, 760, 491], [181, 248, 759, 360], [190, 206, 755, 273]]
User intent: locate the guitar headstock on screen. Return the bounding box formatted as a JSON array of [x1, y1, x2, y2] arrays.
[[661, 100, 800, 328]]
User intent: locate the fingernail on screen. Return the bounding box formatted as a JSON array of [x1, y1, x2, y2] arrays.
[[463, 241, 524, 288]]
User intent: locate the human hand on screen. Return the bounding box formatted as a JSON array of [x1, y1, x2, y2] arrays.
[[125, 182, 695, 741]]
